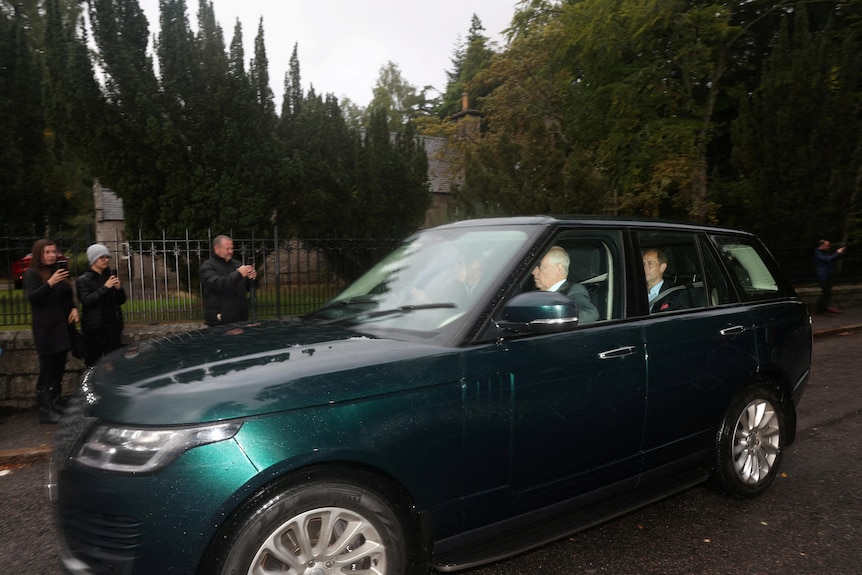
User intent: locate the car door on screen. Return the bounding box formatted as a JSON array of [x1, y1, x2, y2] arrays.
[[458, 229, 647, 528], [710, 234, 812, 400], [636, 231, 759, 476]]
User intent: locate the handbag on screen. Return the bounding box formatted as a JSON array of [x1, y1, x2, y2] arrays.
[[68, 324, 85, 359]]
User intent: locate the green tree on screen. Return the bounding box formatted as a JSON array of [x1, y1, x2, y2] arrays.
[[724, 5, 861, 252], [365, 61, 420, 130], [1, 0, 85, 235], [354, 108, 430, 237], [86, 0, 165, 232], [274, 50, 430, 278], [453, 1, 609, 217], [82, 0, 282, 235], [437, 14, 497, 118], [457, 0, 820, 224]]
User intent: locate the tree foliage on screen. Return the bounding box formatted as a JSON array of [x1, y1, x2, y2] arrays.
[[437, 14, 498, 118], [1, 0, 90, 236], [5, 0, 862, 278], [15, 0, 430, 249], [454, 0, 862, 256]]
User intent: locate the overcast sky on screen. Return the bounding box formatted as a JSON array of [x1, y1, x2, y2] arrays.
[[135, 0, 517, 108]]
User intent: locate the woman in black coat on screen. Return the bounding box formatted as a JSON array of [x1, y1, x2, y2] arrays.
[[76, 244, 126, 367], [23, 239, 79, 423]]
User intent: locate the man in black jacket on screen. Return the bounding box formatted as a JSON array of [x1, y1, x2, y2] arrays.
[[200, 235, 257, 326], [77, 244, 126, 366]]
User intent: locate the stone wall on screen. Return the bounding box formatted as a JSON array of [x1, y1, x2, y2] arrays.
[[0, 322, 204, 409]]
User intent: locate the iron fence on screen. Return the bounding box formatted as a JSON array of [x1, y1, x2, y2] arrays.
[[3, 230, 858, 327], [0, 230, 401, 327]]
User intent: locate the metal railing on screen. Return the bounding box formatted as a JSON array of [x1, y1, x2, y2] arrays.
[[4, 230, 857, 327], [0, 230, 400, 327]]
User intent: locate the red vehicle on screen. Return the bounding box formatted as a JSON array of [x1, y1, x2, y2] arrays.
[[12, 252, 68, 288]]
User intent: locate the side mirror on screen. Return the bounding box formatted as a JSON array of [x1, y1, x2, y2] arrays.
[[496, 291, 579, 335]]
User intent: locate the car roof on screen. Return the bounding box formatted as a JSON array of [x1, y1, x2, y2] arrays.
[[432, 215, 755, 237]]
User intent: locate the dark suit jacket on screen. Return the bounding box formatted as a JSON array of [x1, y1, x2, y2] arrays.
[[649, 281, 691, 313], [557, 280, 600, 323]]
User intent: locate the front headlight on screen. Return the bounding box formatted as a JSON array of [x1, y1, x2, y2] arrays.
[[73, 421, 243, 474]]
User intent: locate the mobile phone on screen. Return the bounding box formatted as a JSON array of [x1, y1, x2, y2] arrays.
[[57, 260, 68, 270], [110, 269, 118, 276]]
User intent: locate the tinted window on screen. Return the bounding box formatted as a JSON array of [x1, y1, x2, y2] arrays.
[[710, 235, 787, 301], [698, 236, 735, 306], [518, 230, 625, 322], [635, 231, 705, 314]]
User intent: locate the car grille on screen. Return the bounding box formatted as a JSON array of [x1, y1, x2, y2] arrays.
[[51, 394, 143, 574], [61, 508, 142, 551]]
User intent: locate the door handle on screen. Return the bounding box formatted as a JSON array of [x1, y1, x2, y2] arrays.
[[720, 325, 746, 336], [598, 346, 637, 360]]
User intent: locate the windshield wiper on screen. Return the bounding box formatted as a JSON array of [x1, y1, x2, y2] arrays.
[[306, 296, 380, 320], [318, 302, 457, 325], [314, 295, 379, 312]]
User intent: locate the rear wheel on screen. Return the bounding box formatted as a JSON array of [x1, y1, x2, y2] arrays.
[[712, 383, 786, 499], [204, 478, 407, 575]]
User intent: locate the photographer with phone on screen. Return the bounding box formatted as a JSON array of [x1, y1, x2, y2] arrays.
[[200, 235, 258, 326], [76, 244, 126, 367], [23, 238, 79, 423]]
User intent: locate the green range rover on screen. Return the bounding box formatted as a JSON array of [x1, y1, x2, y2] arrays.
[[51, 216, 812, 574]]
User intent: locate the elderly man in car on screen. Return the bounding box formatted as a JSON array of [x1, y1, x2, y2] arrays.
[[532, 246, 600, 323]]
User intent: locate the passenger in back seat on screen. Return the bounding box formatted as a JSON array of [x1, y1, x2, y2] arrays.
[[643, 248, 691, 313]]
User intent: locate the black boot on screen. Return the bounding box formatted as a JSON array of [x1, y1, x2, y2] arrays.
[[37, 389, 61, 424], [52, 385, 65, 414]]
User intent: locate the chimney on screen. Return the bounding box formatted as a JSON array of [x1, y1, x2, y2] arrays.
[[461, 92, 469, 111]]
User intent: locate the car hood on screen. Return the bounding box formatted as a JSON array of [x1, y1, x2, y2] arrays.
[[84, 319, 453, 425]]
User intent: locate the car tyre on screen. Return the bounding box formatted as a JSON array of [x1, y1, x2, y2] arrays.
[[203, 476, 407, 575], [712, 382, 786, 499]]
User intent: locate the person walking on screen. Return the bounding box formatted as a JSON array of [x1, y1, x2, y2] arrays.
[[814, 239, 847, 315], [199, 235, 257, 326], [76, 244, 126, 366], [23, 239, 79, 423]]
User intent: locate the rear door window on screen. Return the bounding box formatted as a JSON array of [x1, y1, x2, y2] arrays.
[[698, 236, 736, 306], [710, 235, 789, 301], [635, 231, 706, 314]]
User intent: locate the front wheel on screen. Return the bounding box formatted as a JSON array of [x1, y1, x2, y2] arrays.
[[203, 479, 407, 575], [712, 383, 786, 499]]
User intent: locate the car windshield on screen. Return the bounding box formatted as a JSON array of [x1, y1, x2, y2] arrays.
[[308, 225, 534, 341]]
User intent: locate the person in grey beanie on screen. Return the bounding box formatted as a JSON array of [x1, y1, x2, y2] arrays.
[[76, 244, 126, 366]]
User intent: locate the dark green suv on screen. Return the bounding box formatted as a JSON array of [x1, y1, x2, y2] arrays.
[[52, 217, 811, 574]]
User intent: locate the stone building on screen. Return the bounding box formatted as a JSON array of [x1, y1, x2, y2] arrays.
[[93, 181, 126, 246], [421, 93, 483, 228]]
